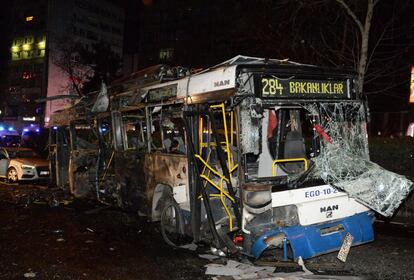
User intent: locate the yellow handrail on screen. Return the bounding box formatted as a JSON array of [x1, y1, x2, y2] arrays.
[[219, 177, 233, 231], [210, 103, 233, 170], [195, 103, 238, 232], [195, 154, 229, 183], [272, 158, 308, 176], [200, 149, 212, 176], [199, 116, 203, 155], [200, 175, 235, 203]]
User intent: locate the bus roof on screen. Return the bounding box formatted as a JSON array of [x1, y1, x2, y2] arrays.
[[49, 55, 356, 125]]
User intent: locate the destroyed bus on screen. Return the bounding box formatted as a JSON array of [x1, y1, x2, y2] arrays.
[[49, 56, 412, 260]]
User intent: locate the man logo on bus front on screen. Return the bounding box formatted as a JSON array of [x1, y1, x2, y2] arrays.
[[214, 80, 230, 87], [320, 204, 338, 218]]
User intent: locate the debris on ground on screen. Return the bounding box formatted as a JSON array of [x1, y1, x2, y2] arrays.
[[84, 205, 112, 215], [205, 260, 275, 278], [86, 227, 94, 233], [210, 247, 226, 257], [179, 243, 198, 251], [23, 272, 36, 278], [205, 258, 367, 280], [1, 184, 73, 208], [297, 257, 312, 275], [1, 182, 414, 279], [337, 233, 353, 263], [198, 254, 220, 261]]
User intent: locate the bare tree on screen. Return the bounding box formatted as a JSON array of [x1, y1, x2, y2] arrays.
[[51, 39, 94, 97], [334, 0, 377, 95], [271, 0, 413, 100], [52, 38, 121, 96]]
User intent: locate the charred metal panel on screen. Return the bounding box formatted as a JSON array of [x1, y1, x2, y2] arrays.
[[239, 99, 261, 155], [68, 149, 98, 197], [55, 127, 70, 188], [144, 153, 188, 217], [114, 150, 147, 211], [238, 73, 261, 155]]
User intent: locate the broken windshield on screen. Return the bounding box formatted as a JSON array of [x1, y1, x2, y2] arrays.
[[241, 100, 413, 216], [303, 102, 413, 217]]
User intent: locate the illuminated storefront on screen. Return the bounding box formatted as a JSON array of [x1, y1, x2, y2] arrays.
[[410, 66, 414, 104]]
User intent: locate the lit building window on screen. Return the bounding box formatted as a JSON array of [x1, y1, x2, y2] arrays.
[[12, 52, 21, 60], [159, 48, 174, 61], [11, 45, 20, 53], [410, 66, 414, 104], [22, 44, 31, 51], [10, 35, 45, 60], [26, 16, 34, 22], [37, 40, 46, 50]]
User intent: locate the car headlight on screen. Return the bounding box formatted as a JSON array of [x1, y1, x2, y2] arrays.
[[21, 164, 35, 169]]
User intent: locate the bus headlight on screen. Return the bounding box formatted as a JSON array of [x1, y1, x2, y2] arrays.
[[242, 184, 273, 231], [242, 184, 272, 214]]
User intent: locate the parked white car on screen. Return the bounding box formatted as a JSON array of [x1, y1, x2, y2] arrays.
[[407, 123, 414, 137], [0, 147, 49, 183]]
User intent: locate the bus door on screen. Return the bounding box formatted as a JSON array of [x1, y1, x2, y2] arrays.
[[183, 103, 241, 250], [68, 120, 99, 197], [112, 110, 149, 210], [144, 105, 189, 221]]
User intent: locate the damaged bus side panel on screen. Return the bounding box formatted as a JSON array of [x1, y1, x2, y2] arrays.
[[49, 56, 413, 261]]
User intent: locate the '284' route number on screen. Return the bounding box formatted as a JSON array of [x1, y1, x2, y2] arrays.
[[262, 78, 284, 95]]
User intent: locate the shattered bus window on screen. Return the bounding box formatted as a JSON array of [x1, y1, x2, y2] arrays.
[[123, 114, 147, 151], [304, 102, 413, 217], [150, 115, 163, 151], [162, 117, 185, 154], [72, 123, 98, 149]]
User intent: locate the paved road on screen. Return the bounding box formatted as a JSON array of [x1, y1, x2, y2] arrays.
[[0, 182, 414, 280], [0, 183, 208, 280]]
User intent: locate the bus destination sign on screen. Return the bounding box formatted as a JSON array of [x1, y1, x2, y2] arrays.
[[257, 76, 349, 99]]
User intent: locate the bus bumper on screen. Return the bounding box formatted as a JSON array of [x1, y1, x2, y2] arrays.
[[251, 211, 375, 260]]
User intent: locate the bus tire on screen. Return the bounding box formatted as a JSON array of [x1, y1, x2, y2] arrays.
[[160, 195, 186, 247]]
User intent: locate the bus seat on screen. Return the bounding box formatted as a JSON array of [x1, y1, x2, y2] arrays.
[[282, 130, 306, 173]]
